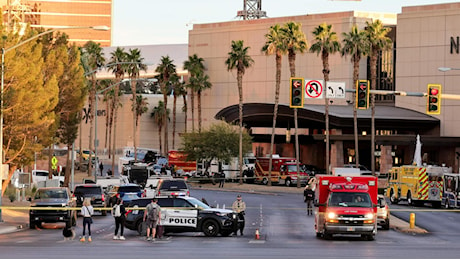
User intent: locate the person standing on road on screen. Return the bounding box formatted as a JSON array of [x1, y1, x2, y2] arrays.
[[99, 161, 104, 176], [112, 198, 126, 240], [143, 198, 161, 241], [304, 185, 315, 215], [80, 198, 94, 242], [219, 172, 225, 188], [232, 195, 246, 236]]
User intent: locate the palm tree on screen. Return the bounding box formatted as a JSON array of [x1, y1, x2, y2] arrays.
[[225, 40, 254, 185], [261, 24, 287, 186], [281, 21, 308, 188], [126, 48, 147, 160], [310, 23, 341, 175], [107, 47, 127, 175], [132, 95, 149, 134], [192, 70, 212, 132], [178, 84, 188, 133], [169, 73, 185, 149], [81, 41, 105, 176], [341, 25, 368, 168], [151, 100, 170, 155], [155, 56, 176, 155], [183, 54, 205, 132], [365, 19, 392, 175]]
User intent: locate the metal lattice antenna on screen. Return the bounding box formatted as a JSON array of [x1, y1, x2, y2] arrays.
[[237, 0, 267, 20]]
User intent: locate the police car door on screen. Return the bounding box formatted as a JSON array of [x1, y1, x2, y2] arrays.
[[162, 198, 198, 228]]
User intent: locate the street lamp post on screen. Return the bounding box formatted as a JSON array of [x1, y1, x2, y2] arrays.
[[0, 25, 108, 222]]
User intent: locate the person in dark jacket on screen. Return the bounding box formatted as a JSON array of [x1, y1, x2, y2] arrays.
[[112, 198, 126, 240], [304, 185, 315, 216]]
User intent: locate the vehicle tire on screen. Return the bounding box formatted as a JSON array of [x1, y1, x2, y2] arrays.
[[362, 234, 375, 241], [202, 219, 220, 237], [29, 217, 36, 229], [390, 189, 399, 204], [262, 178, 268, 185], [407, 191, 413, 206], [323, 233, 332, 240], [316, 232, 322, 238], [102, 209, 107, 216], [285, 178, 292, 187], [445, 200, 450, 209], [220, 230, 232, 237]]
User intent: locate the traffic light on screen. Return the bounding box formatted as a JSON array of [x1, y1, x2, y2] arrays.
[[427, 84, 441, 115], [290, 77, 304, 108], [356, 80, 369, 109]]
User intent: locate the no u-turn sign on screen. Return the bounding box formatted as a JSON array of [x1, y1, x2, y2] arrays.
[[305, 80, 324, 99]]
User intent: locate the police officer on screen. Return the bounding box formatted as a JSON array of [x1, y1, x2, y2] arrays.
[[232, 195, 246, 236]]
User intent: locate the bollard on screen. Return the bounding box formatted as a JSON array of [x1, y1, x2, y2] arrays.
[[409, 212, 415, 229]]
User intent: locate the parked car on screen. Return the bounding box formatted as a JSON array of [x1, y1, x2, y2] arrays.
[[124, 196, 238, 237], [377, 194, 390, 230], [105, 184, 144, 207], [302, 164, 325, 176], [28, 187, 77, 229], [154, 179, 190, 197], [73, 184, 106, 216]]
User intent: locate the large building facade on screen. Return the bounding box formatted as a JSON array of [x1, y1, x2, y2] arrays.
[[1, 0, 112, 46], [75, 2, 460, 174]]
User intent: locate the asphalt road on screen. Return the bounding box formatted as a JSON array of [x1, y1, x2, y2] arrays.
[[1, 187, 460, 258]]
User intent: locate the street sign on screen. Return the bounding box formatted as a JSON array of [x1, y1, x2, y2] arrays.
[[326, 82, 346, 99], [305, 80, 324, 99]]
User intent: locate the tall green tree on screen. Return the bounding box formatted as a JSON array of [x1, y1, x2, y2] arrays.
[[126, 48, 147, 160], [1, 27, 57, 193], [310, 23, 341, 174], [365, 19, 392, 175], [342, 24, 368, 168], [155, 56, 176, 155], [151, 100, 170, 154], [192, 70, 212, 132], [281, 21, 308, 188], [107, 47, 127, 174], [183, 54, 205, 132], [261, 24, 287, 186], [81, 41, 105, 176], [225, 40, 254, 184]]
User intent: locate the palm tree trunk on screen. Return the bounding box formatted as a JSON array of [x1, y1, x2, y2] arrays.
[[104, 95, 109, 150], [131, 79, 137, 160], [159, 126, 163, 156], [163, 88, 169, 156], [198, 90, 202, 132], [108, 99, 113, 159], [370, 50, 378, 175], [183, 95, 188, 133], [88, 78, 96, 177], [353, 59, 360, 166], [111, 90, 118, 176], [237, 70, 243, 185], [322, 52, 330, 174], [268, 52, 282, 186], [191, 91, 195, 132], [173, 94, 177, 149]]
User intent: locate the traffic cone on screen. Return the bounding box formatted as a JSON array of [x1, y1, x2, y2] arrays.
[[255, 229, 260, 240]]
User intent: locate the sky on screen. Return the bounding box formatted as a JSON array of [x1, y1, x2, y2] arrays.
[[112, 0, 460, 47]]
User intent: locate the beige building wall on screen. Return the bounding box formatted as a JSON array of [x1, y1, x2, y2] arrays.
[[396, 3, 460, 137], [188, 11, 396, 133]]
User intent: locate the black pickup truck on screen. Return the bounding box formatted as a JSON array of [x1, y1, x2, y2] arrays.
[[28, 187, 77, 229]]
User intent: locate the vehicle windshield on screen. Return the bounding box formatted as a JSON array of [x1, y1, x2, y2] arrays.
[[328, 192, 372, 208], [244, 158, 256, 164], [286, 164, 304, 172], [34, 189, 68, 199], [186, 197, 211, 209], [74, 187, 101, 195], [119, 186, 141, 192]]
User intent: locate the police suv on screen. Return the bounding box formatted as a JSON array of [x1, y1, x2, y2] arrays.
[[125, 196, 239, 237]]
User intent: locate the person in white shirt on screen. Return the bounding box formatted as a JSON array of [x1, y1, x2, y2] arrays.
[[80, 197, 94, 242]]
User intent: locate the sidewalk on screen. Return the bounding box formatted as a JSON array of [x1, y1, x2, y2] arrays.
[[0, 176, 428, 235]]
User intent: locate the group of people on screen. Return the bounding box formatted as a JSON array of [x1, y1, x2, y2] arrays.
[[75, 194, 247, 241], [77, 197, 127, 242]]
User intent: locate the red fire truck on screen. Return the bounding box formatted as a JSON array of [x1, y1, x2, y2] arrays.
[[254, 156, 309, 186], [314, 175, 379, 240]]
